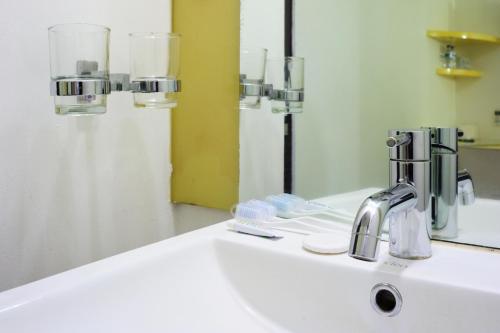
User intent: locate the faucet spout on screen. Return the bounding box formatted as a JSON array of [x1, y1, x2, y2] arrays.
[[348, 183, 417, 261]]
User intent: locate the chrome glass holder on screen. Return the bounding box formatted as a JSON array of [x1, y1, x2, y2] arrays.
[[50, 79, 111, 96], [50, 74, 181, 97], [130, 78, 181, 93]]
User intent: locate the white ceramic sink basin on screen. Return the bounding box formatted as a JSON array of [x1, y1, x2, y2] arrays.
[[0, 227, 279, 333], [1, 220, 500, 332]]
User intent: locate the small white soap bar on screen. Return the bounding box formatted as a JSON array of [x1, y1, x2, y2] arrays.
[[302, 232, 350, 254]]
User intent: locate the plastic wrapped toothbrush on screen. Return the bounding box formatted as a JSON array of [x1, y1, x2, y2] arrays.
[[227, 200, 344, 235], [265, 193, 355, 220]]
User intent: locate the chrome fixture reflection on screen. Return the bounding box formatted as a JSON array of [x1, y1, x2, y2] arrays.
[[240, 49, 304, 114], [429, 127, 475, 239], [239, 74, 273, 105], [48, 24, 181, 115], [458, 170, 475, 205], [266, 57, 304, 114], [349, 129, 432, 261], [240, 48, 268, 109]]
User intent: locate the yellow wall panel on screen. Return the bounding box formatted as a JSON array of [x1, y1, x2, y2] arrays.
[[172, 0, 240, 210]]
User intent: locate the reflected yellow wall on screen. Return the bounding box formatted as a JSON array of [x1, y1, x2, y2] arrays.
[[172, 0, 240, 210]]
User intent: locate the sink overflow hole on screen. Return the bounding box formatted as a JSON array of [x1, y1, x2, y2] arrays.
[[375, 289, 396, 312], [370, 283, 403, 317]]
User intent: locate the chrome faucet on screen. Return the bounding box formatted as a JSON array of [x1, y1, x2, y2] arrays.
[[429, 127, 475, 239], [458, 170, 475, 205], [349, 129, 432, 261]]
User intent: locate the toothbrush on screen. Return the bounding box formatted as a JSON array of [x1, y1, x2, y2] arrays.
[[266, 194, 355, 221], [232, 200, 345, 235]]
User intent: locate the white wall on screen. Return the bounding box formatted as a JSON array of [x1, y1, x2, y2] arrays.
[[294, 0, 456, 199], [239, 0, 285, 201], [0, 0, 230, 292]]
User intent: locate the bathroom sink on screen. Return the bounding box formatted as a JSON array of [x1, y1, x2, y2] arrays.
[[1, 221, 499, 332], [0, 227, 279, 333]]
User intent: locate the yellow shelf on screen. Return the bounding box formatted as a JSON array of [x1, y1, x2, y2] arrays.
[[436, 68, 482, 78], [427, 30, 500, 45]]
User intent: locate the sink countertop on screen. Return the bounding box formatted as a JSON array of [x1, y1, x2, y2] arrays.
[[0, 221, 499, 332], [2, 221, 499, 305]]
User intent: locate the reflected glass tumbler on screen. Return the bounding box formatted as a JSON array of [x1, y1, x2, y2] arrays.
[[267, 57, 304, 114], [129, 32, 180, 109], [48, 23, 110, 115], [240, 48, 267, 109]]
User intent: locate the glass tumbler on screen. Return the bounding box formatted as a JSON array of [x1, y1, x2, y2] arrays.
[[267, 57, 304, 114], [129, 33, 180, 109], [48, 23, 110, 115], [240, 48, 268, 109]]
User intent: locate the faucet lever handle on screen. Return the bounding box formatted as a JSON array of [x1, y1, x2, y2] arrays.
[[386, 133, 411, 148]]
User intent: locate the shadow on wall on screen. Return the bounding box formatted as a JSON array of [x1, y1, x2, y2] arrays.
[[111, 118, 160, 252], [11, 115, 173, 289]]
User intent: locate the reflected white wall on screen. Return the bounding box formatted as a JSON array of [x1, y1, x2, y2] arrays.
[[239, 0, 285, 201], [294, 0, 456, 199]]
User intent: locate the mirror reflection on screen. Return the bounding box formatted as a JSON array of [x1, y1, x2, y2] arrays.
[[242, 0, 500, 249]]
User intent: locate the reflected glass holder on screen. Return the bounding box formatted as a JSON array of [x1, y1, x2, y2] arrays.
[[239, 75, 304, 104]]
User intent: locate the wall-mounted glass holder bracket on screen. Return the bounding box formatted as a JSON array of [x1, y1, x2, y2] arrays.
[[130, 78, 181, 93], [50, 75, 181, 96], [50, 61, 181, 97], [50, 79, 111, 96]]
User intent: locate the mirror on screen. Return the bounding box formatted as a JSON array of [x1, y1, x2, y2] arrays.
[[241, 0, 500, 249]]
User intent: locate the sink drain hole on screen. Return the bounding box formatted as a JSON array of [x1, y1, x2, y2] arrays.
[[370, 283, 402, 317]]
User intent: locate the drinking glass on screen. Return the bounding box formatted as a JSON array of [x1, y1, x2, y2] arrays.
[[266, 57, 304, 114], [240, 48, 268, 109], [48, 23, 110, 115], [129, 32, 180, 109]]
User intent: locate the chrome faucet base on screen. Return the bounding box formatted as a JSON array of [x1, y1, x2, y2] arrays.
[[388, 211, 432, 259], [389, 158, 432, 259], [390, 253, 432, 260]]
